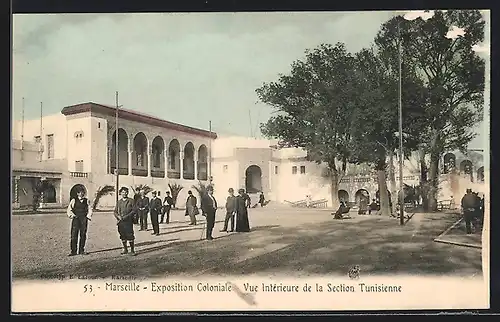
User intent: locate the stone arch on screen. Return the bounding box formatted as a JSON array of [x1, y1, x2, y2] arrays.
[[183, 142, 195, 180], [245, 165, 262, 194], [69, 184, 87, 201], [443, 153, 456, 174], [477, 166, 485, 182], [338, 190, 349, 203], [167, 139, 181, 179], [460, 160, 473, 182], [197, 144, 208, 181], [110, 128, 129, 175], [132, 132, 148, 176], [355, 189, 370, 207], [151, 136, 165, 177]]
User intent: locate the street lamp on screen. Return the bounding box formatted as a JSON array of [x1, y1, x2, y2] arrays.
[[396, 10, 436, 225]]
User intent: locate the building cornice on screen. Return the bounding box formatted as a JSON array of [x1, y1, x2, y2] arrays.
[[60, 102, 217, 139]]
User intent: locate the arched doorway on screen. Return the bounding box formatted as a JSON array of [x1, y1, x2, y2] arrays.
[[338, 190, 349, 203], [460, 160, 473, 182], [133, 132, 148, 176], [167, 139, 181, 179], [151, 136, 165, 178], [70, 184, 87, 201], [355, 189, 369, 207], [477, 166, 485, 182], [110, 128, 129, 175], [183, 142, 195, 180], [197, 145, 208, 180], [245, 165, 262, 193], [443, 153, 456, 174]]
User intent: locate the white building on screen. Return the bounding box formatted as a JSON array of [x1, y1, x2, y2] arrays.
[[12, 102, 486, 210]]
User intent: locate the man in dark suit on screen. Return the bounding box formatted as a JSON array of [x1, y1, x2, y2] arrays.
[[201, 185, 217, 240], [220, 188, 237, 232], [149, 191, 162, 236], [461, 189, 479, 234], [136, 189, 150, 231], [161, 191, 174, 224]]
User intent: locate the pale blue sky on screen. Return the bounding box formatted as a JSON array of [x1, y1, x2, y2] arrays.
[[12, 11, 485, 148]]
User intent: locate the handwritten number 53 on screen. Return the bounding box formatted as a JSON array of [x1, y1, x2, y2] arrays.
[[83, 284, 93, 293]]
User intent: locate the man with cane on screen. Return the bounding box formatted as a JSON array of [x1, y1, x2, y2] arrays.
[[200, 185, 217, 240], [220, 188, 237, 232]]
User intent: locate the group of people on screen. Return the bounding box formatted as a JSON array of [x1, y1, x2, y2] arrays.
[[66, 184, 253, 256], [460, 188, 485, 234]]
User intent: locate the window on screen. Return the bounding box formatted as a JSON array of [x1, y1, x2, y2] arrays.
[[274, 166, 279, 174], [46, 134, 54, 159], [98, 122, 101, 129], [292, 166, 297, 174], [34, 136, 41, 144], [300, 166, 306, 174], [169, 151, 176, 169], [75, 160, 84, 172], [223, 165, 228, 173]]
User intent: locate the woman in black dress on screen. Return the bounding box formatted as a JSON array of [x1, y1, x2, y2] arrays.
[[235, 188, 251, 232]]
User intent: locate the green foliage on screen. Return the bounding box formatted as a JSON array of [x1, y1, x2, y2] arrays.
[[92, 185, 115, 210], [375, 11, 485, 153], [257, 43, 359, 173], [167, 182, 184, 208], [374, 10, 485, 210]]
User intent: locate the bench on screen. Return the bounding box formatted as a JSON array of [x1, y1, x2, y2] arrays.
[[438, 200, 452, 211]]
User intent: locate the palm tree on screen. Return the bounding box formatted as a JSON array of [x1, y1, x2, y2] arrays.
[[191, 181, 213, 199], [130, 184, 154, 199], [31, 179, 52, 212], [92, 185, 115, 210], [167, 182, 183, 209]]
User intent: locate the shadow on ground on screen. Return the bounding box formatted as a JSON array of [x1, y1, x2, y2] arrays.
[[13, 212, 481, 280]]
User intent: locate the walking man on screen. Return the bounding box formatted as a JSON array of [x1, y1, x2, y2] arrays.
[[161, 191, 173, 224], [220, 188, 237, 232], [201, 185, 217, 240], [149, 191, 162, 236], [461, 189, 479, 234], [114, 187, 137, 255], [185, 190, 198, 225], [136, 189, 150, 231], [67, 186, 92, 256]]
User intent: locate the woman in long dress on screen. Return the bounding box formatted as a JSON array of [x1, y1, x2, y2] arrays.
[[235, 189, 251, 232]]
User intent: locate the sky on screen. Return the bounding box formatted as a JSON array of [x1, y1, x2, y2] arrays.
[[12, 11, 486, 149]]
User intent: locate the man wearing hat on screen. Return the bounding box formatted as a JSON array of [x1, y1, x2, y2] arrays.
[[161, 191, 174, 224], [220, 188, 237, 232], [114, 187, 137, 255], [461, 188, 480, 234], [149, 191, 162, 236], [201, 185, 217, 240]]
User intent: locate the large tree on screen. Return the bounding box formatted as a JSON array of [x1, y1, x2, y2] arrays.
[[374, 10, 485, 210], [257, 43, 359, 208], [349, 47, 427, 216]]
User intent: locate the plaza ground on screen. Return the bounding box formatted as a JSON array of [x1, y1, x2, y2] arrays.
[[12, 206, 483, 280]]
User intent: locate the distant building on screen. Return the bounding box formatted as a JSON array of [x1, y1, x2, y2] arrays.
[[11, 102, 486, 209]]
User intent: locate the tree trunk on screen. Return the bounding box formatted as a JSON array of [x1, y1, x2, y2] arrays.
[[330, 168, 340, 209], [427, 150, 441, 212], [377, 170, 391, 216], [388, 152, 397, 216], [419, 148, 429, 211]]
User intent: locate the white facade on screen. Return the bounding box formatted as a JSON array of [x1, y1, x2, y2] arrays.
[[12, 103, 486, 209]]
